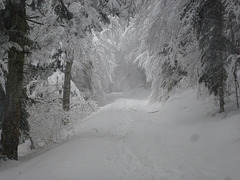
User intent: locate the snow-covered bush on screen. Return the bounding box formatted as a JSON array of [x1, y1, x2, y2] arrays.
[[26, 69, 98, 149], [27, 97, 98, 149], [27, 70, 80, 100]]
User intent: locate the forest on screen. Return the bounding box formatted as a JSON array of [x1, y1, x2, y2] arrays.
[[0, 0, 240, 179]]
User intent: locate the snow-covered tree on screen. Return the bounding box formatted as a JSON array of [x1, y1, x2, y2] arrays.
[[1, 0, 28, 160], [120, 0, 187, 101], [120, 0, 240, 112], [223, 0, 240, 108], [0, 0, 136, 160], [26, 0, 136, 109], [195, 0, 226, 112]]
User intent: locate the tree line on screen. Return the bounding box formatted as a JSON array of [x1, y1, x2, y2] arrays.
[[120, 0, 240, 112], [0, 0, 135, 160]]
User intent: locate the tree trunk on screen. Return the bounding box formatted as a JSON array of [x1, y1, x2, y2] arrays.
[[234, 66, 239, 108], [219, 63, 225, 113], [1, 0, 27, 160], [63, 51, 73, 111], [219, 78, 225, 113], [197, 0, 226, 113]]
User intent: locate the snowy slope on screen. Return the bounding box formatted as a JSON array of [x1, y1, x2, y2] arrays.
[[0, 88, 240, 180]]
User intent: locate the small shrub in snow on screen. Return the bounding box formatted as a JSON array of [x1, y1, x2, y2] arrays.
[[27, 97, 98, 149]]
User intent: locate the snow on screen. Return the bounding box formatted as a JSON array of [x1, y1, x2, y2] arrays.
[[47, 69, 81, 97], [1, 88, 240, 180]]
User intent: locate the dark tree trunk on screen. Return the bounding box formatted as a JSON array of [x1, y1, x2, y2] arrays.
[[1, 0, 27, 160], [197, 0, 226, 113], [229, 21, 239, 109], [63, 51, 73, 111], [219, 70, 225, 113], [234, 65, 239, 109]]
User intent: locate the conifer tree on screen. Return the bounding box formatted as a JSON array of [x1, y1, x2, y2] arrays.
[[196, 0, 226, 112], [1, 0, 27, 160]]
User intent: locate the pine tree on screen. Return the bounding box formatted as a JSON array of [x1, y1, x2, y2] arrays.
[[1, 0, 27, 160], [196, 0, 226, 112]]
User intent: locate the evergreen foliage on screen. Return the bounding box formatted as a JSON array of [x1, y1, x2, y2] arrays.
[[121, 0, 240, 111]]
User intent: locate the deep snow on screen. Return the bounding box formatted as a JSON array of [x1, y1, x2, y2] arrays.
[[1, 88, 240, 180]]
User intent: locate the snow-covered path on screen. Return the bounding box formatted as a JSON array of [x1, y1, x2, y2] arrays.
[[1, 89, 240, 180]]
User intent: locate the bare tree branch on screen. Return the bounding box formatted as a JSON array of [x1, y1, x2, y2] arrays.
[[26, 18, 44, 25]]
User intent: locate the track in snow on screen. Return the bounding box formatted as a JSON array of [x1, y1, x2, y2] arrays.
[[1, 90, 240, 180]]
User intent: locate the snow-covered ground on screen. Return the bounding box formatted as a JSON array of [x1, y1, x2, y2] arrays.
[[1, 88, 240, 180]]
